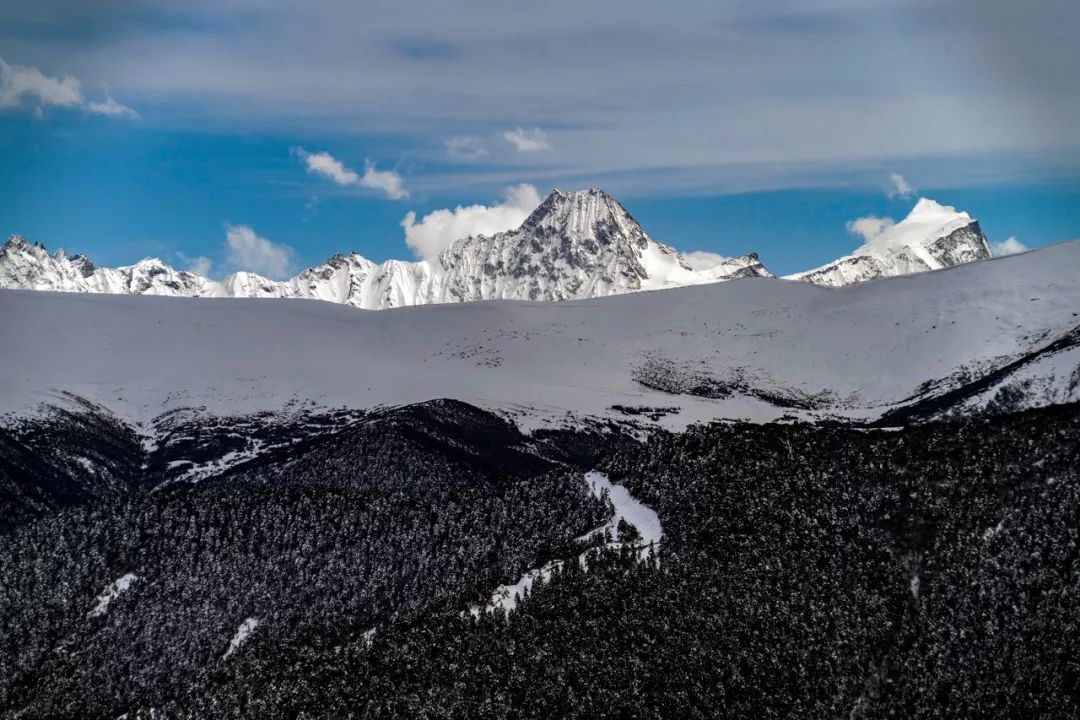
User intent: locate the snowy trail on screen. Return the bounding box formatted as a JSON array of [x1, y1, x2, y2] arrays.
[[472, 471, 661, 615], [581, 470, 662, 545]]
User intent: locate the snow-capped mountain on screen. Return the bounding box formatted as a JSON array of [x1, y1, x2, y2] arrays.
[[0, 189, 771, 309], [420, 188, 770, 303], [0, 190, 998, 305], [787, 198, 991, 287], [0, 236, 215, 296]]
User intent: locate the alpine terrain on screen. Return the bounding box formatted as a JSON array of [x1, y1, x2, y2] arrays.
[[2, 202, 1078, 720], [0, 190, 991, 307], [787, 197, 992, 286], [0, 189, 770, 308], [6, 0, 1078, 715]]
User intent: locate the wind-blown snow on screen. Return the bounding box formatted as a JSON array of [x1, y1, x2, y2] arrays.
[[788, 198, 991, 287], [88, 573, 138, 618], [223, 618, 259, 659], [860, 198, 974, 256]]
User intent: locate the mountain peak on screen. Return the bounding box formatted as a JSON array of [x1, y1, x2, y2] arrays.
[[4, 234, 29, 251], [906, 197, 971, 225], [2, 234, 49, 258], [788, 197, 989, 287], [548, 187, 609, 199], [910, 196, 946, 215], [521, 187, 634, 241], [70, 253, 95, 276]]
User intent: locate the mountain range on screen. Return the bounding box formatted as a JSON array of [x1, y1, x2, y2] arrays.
[[0, 189, 990, 308]]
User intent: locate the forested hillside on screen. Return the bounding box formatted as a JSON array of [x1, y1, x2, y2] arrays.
[[2, 400, 1079, 718]]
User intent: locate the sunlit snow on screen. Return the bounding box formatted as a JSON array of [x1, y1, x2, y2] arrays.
[[472, 471, 662, 616], [1, 238, 1078, 432], [88, 573, 138, 618], [223, 618, 260, 659]]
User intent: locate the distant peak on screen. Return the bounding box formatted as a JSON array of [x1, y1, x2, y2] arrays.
[[523, 187, 629, 231], [2, 234, 48, 255], [907, 197, 969, 221], [545, 187, 613, 202], [70, 253, 95, 276]]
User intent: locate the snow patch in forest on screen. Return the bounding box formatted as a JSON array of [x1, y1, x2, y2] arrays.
[[581, 470, 663, 546], [88, 573, 138, 618], [983, 519, 1005, 540], [223, 617, 259, 659], [160, 445, 270, 486], [471, 471, 662, 616]]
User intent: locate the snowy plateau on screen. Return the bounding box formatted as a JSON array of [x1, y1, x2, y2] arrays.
[[1, 235, 1076, 430]]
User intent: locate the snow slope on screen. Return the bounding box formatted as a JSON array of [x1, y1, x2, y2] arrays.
[[1, 238, 1077, 429], [787, 198, 991, 287], [474, 471, 662, 614], [87, 573, 138, 618], [0, 189, 770, 309], [581, 471, 662, 546]]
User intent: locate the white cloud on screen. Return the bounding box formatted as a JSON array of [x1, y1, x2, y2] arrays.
[[295, 147, 360, 186], [0, 58, 83, 109], [294, 148, 407, 199], [888, 172, 914, 199], [683, 251, 731, 271], [7, 5, 1078, 193], [503, 127, 551, 153], [0, 59, 82, 110], [0, 58, 137, 119], [176, 251, 213, 276], [86, 91, 140, 119], [401, 183, 541, 258], [188, 256, 213, 275], [444, 135, 488, 161], [361, 160, 409, 199], [991, 236, 1028, 256], [846, 215, 896, 246], [224, 224, 296, 279]]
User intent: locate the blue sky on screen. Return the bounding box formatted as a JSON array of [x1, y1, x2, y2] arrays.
[[2, 1, 1078, 277]]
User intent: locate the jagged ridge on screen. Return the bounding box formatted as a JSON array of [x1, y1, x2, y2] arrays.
[[0, 191, 995, 307], [0, 189, 770, 309]]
